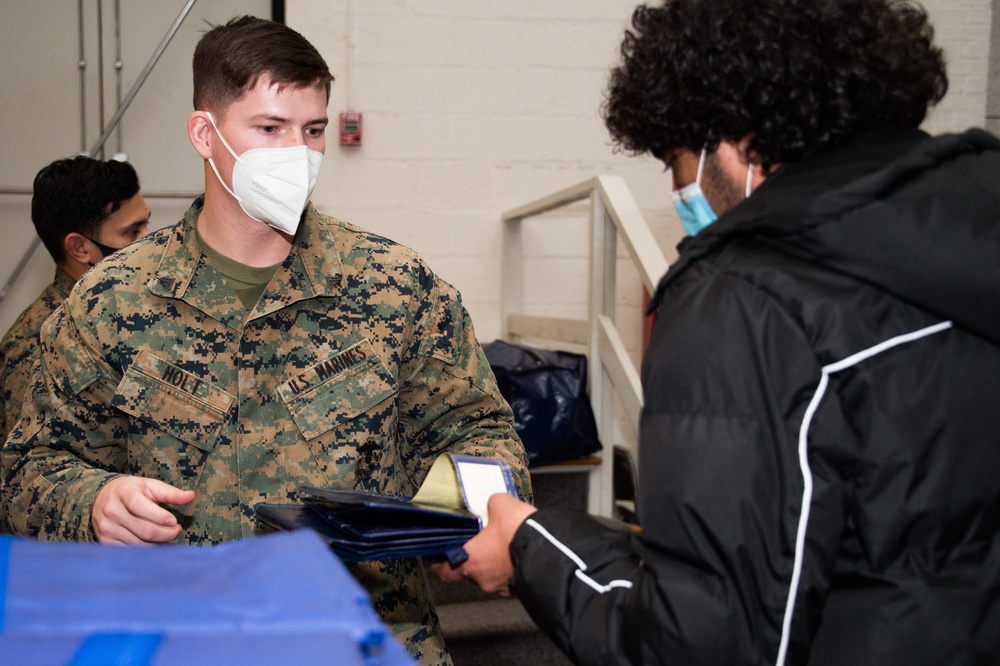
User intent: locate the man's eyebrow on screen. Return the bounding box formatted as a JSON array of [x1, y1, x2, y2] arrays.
[[250, 114, 288, 124], [130, 207, 151, 226], [251, 114, 329, 126]]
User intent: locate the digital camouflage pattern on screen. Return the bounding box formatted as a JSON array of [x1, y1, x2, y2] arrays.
[[0, 268, 75, 534], [1, 201, 531, 666], [0, 268, 75, 441]]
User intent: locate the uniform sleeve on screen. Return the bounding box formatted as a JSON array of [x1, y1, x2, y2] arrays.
[[396, 268, 531, 501], [1, 302, 124, 541], [0, 290, 56, 441], [508, 270, 856, 664], [0, 339, 13, 443]]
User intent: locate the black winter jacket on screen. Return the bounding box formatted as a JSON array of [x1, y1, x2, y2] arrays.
[[510, 128, 1000, 665]]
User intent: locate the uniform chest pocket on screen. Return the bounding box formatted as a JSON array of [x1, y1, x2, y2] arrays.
[[278, 340, 397, 441], [111, 350, 234, 452]]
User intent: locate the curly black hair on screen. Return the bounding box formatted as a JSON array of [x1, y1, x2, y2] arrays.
[[31, 156, 141, 264], [602, 0, 948, 170]]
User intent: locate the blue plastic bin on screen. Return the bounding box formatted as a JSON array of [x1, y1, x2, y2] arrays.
[[0, 529, 415, 666]]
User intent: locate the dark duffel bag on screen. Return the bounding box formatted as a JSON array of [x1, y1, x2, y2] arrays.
[[484, 339, 602, 467]]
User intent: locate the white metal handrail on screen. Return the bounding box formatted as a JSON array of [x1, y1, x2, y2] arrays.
[[501, 175, 668, 517]]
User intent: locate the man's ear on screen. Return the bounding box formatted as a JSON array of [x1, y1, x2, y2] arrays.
[[188, 111, 214, 159], [735, 135, 757, 166], [63, 232, 94, 265], [732, 135, 773, 192]]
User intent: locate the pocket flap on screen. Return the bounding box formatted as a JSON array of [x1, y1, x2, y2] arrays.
[[279, 340, 396, 440], [112, 351, 234, 452]]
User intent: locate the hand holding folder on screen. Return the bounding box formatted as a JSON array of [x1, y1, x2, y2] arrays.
[[255, 454, 518, 564]]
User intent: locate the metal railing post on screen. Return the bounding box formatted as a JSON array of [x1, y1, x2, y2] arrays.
[[499, 175, 666, 518], [586, 193, 619, 516]]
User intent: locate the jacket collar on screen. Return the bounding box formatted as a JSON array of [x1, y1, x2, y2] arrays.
[[650, 128, 930, 310], [648, 127, 1000, 346]]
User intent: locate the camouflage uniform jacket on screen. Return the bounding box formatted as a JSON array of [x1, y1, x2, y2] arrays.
[[0, 268, 75, 441], [0, 268, 75, 533], [2, 201, 531, 666]]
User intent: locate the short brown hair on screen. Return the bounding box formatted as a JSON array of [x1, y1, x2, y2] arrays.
[[192, 15, 334, 115]]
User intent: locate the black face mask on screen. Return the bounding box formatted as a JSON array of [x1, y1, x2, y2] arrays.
[[84, 236, 125, 262]]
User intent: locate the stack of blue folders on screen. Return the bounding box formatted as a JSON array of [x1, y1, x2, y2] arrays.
[[256, 486, 478, 563], [0, 530, 416, 666]]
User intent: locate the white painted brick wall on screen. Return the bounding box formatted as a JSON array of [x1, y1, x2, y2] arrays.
[[0, 0, 989, 340], [288, 0, 990, 363], [923, 0, 993, 134], [290, 0, 666, 354]]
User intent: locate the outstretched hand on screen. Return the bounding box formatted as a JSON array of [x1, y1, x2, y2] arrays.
[[430, 492, 538, 596], [91, 475, 195, 544]]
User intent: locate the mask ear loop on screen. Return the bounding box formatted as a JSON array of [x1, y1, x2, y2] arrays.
[[745, 162, 755, 198], [204, 112, 241, 201], [205, 112, 241, 161], [696, 147, 707, 185], [203, 112, 268, 226]]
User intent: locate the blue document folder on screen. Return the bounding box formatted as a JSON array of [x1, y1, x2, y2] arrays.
[[255, 454, 518, 563]]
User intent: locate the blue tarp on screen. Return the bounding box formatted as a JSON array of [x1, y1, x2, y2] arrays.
[[0, 529, 415, 666]]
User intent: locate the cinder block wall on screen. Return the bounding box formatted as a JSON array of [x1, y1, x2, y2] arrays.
[[989, 0, 1000, 134], [291, 0, 994, 361], [0, 0, 993, 355], [923, 0, 995, 135], [291, 0, 667, 356]]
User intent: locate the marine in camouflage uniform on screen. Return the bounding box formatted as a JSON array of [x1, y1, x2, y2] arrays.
[[0, 269, 74, 442], [0, 268, 75, 533], [2, 198, 531, 665], [1, 156, 148, 451]]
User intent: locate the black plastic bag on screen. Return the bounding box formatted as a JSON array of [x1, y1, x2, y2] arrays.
[[484, 339, 602, 467]]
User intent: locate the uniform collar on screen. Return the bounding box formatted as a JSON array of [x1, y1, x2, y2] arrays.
[[148, 199, 344, 327], [53, 267, 76, 299]]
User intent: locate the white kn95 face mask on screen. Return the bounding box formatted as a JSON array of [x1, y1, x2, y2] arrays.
[[205, 112, 323, 236]]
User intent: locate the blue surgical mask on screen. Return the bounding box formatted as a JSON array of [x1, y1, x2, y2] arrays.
[[671, 148, 716, 236], [671, 148, 757, 236]]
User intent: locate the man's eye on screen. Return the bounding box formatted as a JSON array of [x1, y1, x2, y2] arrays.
[[306, 127, 325, 138], [260, 126, 277, 134]]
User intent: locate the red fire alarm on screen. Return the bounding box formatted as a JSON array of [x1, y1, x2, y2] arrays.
[[339, 112, 363, 146]]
